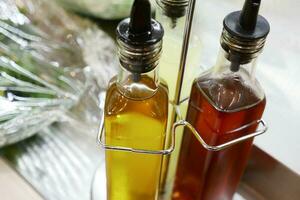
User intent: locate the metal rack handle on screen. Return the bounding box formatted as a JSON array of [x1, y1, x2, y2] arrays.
[[97, 112, 268, 154], [97, 116, 174, 155], [172, 119, 268, 151]]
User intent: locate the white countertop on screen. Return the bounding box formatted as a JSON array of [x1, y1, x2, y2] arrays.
[[0, 157, 43, 200]]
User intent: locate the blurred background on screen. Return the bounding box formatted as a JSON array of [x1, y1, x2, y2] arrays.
[[0, 0, 299, 200]]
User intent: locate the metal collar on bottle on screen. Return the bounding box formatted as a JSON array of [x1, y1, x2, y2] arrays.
[[220, 28, 267, 64], [157, 0, 189, 7], [117, 38, 162, 74], [156, 0, 189, 18]]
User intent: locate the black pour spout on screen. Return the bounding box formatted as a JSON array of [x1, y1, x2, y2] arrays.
[[118, 0, 163, 46], [222, 0, 270, 71], [129, 0, 152, 35], [240, 0, 261, 31], [116, 0, 164, 80], [223, 0, 269, 40]]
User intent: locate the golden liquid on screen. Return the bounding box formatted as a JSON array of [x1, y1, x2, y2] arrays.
[[104, 78, 168, 200]]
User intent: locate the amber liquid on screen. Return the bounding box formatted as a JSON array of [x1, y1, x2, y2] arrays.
[[104, 77, 168, 200], [172, 76, 266, 200]]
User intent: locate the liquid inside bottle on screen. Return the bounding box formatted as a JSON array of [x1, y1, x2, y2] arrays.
[[104, 0, 168, 198], [172, 1, 270, 198], [105, 75, 168, 200], [155, 2, 203, 197], [172, 69, 266, 200]]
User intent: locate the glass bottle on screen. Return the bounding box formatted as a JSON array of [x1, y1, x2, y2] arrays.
[[172, 0, 270, 200], [155, 0, 188, 101], [104, 0, 168, 199], [155, 0, 202, 196], [155, 0, 203, 100]]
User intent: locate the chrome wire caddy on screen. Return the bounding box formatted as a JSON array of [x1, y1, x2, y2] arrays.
[[97, 100, 268, 155], [96, 0, 268, 155]]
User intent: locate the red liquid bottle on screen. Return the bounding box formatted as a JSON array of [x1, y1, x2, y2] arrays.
[[172, 1, 270, 200]]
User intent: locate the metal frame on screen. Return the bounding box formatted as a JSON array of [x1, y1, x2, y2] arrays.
[[97, 112, 268, 155], [97, 115, 173, 155], [96, 0, 268, 155], [172, 119, 268, 152]]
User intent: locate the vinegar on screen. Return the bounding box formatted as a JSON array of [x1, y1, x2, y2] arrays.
[[172, 75, 266, 200], [105, 78, 168, 200]]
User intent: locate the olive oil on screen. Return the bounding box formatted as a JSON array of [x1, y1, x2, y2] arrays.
[[103, 0, 168, 199], [105, 78, 168, 200]]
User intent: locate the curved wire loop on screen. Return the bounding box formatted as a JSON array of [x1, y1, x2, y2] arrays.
[[97, 112, 268, 155], [172, 119, 268, 152], [97, 115, 173, 155]]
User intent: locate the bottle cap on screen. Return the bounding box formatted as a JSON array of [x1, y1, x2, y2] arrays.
[[221, 0, 270, 65], [156, 0, 189, 19], [117, 0, 164, 74]]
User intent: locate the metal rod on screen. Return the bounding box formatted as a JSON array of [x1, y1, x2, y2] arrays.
[[172, 119, 268, 152], [97, 119, 173, 155], [173, 0, 197, 106], [97, 116, 268, 154]]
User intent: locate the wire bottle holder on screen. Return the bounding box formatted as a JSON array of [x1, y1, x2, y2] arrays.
[[97, 100, 268, 155], [97, 0, 268, 155]]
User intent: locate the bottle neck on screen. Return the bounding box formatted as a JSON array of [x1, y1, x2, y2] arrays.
[[155, 0, 188, 30], [213, 48, 258, 81], [117, 64, 160, 100], [156, 3, 186, 30]]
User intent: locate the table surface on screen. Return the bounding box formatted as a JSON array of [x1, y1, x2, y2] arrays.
[[0, 158, 43, 200]]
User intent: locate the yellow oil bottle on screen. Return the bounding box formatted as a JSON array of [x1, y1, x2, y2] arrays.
[[103, 0, 168, 199]]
